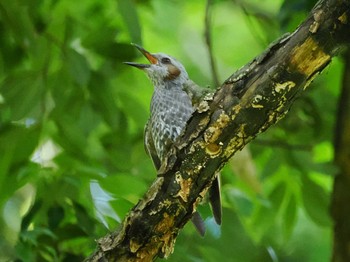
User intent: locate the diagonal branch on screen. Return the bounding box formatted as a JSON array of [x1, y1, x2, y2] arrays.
[[87, 0, 350, 261]]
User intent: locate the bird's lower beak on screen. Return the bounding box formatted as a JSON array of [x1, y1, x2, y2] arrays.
[[124, 44, 158, 69], [123, 62, 150, 69]]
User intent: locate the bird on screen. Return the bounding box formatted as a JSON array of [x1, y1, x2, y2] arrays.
[[124, 44, 221, 236]]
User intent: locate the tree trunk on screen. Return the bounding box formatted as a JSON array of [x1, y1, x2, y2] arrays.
[[86, 0, 350, 261], [331, 49, 350, 262]]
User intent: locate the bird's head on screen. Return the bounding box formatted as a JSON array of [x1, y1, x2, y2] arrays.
[[124, 44, 189, 87]]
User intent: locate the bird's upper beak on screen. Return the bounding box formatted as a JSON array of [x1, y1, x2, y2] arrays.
[[124, 44, 158, 69]]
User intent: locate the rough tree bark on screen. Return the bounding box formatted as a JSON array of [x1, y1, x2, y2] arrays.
[[87, 0, 350, 261]]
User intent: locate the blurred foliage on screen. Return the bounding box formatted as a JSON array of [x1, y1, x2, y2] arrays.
[[0, 0, 341, 261]]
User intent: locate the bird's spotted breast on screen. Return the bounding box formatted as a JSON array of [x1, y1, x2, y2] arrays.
[[150, 87, 193, 161]]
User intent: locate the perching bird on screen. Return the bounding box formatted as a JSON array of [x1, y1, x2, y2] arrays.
[[124, 44, 221, 235]]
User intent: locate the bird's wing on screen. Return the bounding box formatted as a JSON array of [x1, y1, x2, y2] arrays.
[[183, 80, 213, 108], [144, 120, 161, 171]]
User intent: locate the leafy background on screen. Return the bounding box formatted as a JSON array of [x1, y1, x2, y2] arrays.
[[0, 0, 342, 261]]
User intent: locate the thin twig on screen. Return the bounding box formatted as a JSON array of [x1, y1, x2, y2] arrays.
[[204, 0, 220, 87], [253, 139, 313, 151], [235, 0, 268, 47]]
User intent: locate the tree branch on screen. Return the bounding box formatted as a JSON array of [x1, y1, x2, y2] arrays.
[[204, 0, 220, 86], [87, 0, 350, 260]]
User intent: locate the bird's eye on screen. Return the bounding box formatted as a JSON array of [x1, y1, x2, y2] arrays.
[[161, 57, 171, 64]]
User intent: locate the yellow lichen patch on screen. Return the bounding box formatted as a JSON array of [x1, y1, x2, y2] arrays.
[[155, 212, 175, 233], [188, 141, 199, 154], [259, 104, 288, 133], [153, 214, 176, 257], [309, 10, 324, 33], [234, 103, 242, 112], [338, 12, 348, 24], [231, 104, 242, 120], [160, 232, 176, 258], [205, 142, 222, 157], [289, 37, 330, 77], [215, 111, 230, 126], [223, 124, 247, 159], [197, 100, 210, 113], [204, 126, 217, 143], [135, 236, 162, 261], [274, 81, 296, 93], [251, 94, 264, 108], [199, 115, 211, 127], [313, 9, 323, 21], [149, 199, 172, 215], [175, 173, 192, 202], [309, 21, 319, 33], [130, 238, 142, 253], [203, 111, 230, 144], [185, 162, 204, 176]]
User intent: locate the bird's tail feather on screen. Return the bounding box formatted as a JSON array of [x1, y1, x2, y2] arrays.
[[209, 174, 222, 225]]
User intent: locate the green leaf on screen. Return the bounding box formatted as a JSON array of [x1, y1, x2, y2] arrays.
[[269, 181, 287, 210], [225, 188, 253, 217], [248, 198, 276, 241], [99, 174, 147, 203], [55, 223, 87, 241], [53, 115, 87, 157], [0, 124, 40, 193], [88, 72, 120, 129], [21, 199, 43, 231], [283, 194, 297, 239], [39, 245, 58, 261], [83, 27, 136, 60], [65, 49, 91, 86], [260, 149, 282, 179], [72, 201, 96, 234], [49, 69, 85, 117], [28, 36, 51, 70], [244, 180, 286, 240], [301, 175, 331, 226], [48, 205, 65, 230], [15, 240, 37, 262], [20, 227, 56, 245], [117, 90, 148, 130], [0, 72, 44, 120], [109, 198, 133, 220], [0, 0, 36, 46], [117, 0, 142, 43], [0, 29, 25, 73]]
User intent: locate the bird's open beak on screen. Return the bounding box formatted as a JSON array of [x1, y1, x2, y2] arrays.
[[124, 44, 158, 69]]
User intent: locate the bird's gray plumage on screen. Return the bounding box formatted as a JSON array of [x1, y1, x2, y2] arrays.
[[146, 85, 193, 167], [125, 45, 221, 235]]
